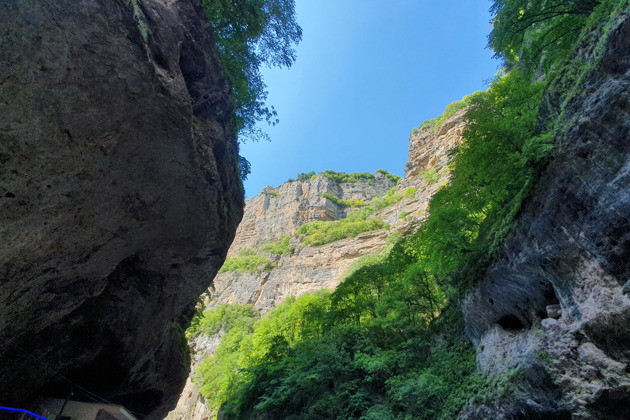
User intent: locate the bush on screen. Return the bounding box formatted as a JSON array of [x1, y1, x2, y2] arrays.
[[376, 169, 402, 183], [198, 304, 258, 336], [321, 193, 366, 208], [422, 169, 440, 184], [420, 91, 484, 131], [264, 189, 280, 197], [297, 171, 316, 182], [219, 255, 274, 273], [259, 235, 293, 255], [238, 248, 257, 257], [297, 218, 387, 247]]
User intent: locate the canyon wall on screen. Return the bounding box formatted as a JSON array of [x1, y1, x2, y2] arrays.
[[0, 1, 243, 418], [461, 11, 630, 419]]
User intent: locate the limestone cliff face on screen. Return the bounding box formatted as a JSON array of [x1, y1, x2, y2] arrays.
[[166, 110, 467, 420], [461, 12, 630, 419], [405, 109, 467, 180], [0, 1, 243, 418], [228, 175, 396, 256]]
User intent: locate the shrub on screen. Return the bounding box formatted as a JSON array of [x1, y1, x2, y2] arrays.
[[297, 171, 316, 182], [219, 255, 274, 273], [259, 235, 293, 255], [375, 169, 402, 183], [321, 193, 366, 208], [422, 169, 440, 183], [264, 188, 280, 197], [238, 248, 257, 257], [198, 304, 258, 336], [404, 187, 417, 199], [297, 218, 387, 246], [420, 91, 483, 131]]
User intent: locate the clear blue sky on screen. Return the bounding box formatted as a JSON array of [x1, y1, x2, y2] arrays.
[[240, 0, 499, 197]]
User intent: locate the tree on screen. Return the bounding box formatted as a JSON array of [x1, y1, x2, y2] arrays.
[[489, 0, 600, 72], [201, 0, 302, 142]]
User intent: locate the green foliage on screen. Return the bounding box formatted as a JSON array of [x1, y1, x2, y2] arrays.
[[219, 255, 274, 273], [297, 171, 316, 181], [208, 67, 554, 419], [194, 3, 626, 419], [263, 188, 280, 197], [259, 235, 293, 255], [201, 0, 302, 142], [376, 169, 402, 183], [418, 69, 548, 288], [238, 248, 257, 257], [420, 91, 484, 131], [422, 169, 440, 184], [399, 210, 409, 219], [489, 0, 601, 74], [320, 170, 374, 184], [404, 187, 417, 199], [321, 193, 366, 208], [296, 170, 400, 185], [198, 304, 258, 336], [131, 0, 148, 41], [297, 218, 387, 247], [296, 191, 408, 246]]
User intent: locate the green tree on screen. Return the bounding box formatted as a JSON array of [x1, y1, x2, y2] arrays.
[[202, 0, 302, 142], [489, 0, 601, 72]]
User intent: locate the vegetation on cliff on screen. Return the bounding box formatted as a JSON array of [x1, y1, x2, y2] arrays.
[[296, 169, 401, 184], [219, 236, 293, 273], [195, 1, 630, 418], [297, 188, 413, 246]]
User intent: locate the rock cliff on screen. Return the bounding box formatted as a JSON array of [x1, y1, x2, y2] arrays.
[[166, 111, 468, 419], [0, 1, 243, 418], [461, 10, 630, 419]]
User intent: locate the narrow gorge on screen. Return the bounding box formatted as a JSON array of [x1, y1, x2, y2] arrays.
[[2, 1, 630, 419]]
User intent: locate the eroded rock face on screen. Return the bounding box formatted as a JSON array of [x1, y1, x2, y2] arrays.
[[405, 109, 467, 179], [228, 175, 397, 256], [461, 12, 630, 419], [0, 0, 243, 418]]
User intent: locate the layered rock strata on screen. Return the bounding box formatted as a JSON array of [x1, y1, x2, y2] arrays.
[[0, 1, 243, 418], [461, 11, 630, 419]]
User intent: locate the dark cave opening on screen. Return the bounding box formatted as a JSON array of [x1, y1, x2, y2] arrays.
[[497, 314, 526, 331]]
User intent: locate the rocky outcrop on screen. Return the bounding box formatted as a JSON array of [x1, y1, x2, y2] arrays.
[[0, 1, 243, 418], [405, 109, 467, 180], [461, 10, 630, 419], [228, 174, 396, 256]]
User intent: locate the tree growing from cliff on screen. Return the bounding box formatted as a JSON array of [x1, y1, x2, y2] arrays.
[[201, 0, 302, 142], [489, 0, 601, 72]]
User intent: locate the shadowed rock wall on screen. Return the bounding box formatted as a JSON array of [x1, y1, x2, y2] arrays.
[[0, 0, 243, 418], [462, 10, 630, 419]]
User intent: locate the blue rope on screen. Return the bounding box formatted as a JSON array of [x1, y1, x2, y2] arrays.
[[0, 406, 49, 420]]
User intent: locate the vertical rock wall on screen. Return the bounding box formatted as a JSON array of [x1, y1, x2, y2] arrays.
[[461, 10, 630, 419], [0, 0, 243, 418]]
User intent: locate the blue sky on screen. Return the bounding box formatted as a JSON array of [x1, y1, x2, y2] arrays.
[[240, 0, 500, 197]]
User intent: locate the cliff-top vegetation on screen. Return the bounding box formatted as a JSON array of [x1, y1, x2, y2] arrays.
[[296, 169, 401, 184]]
